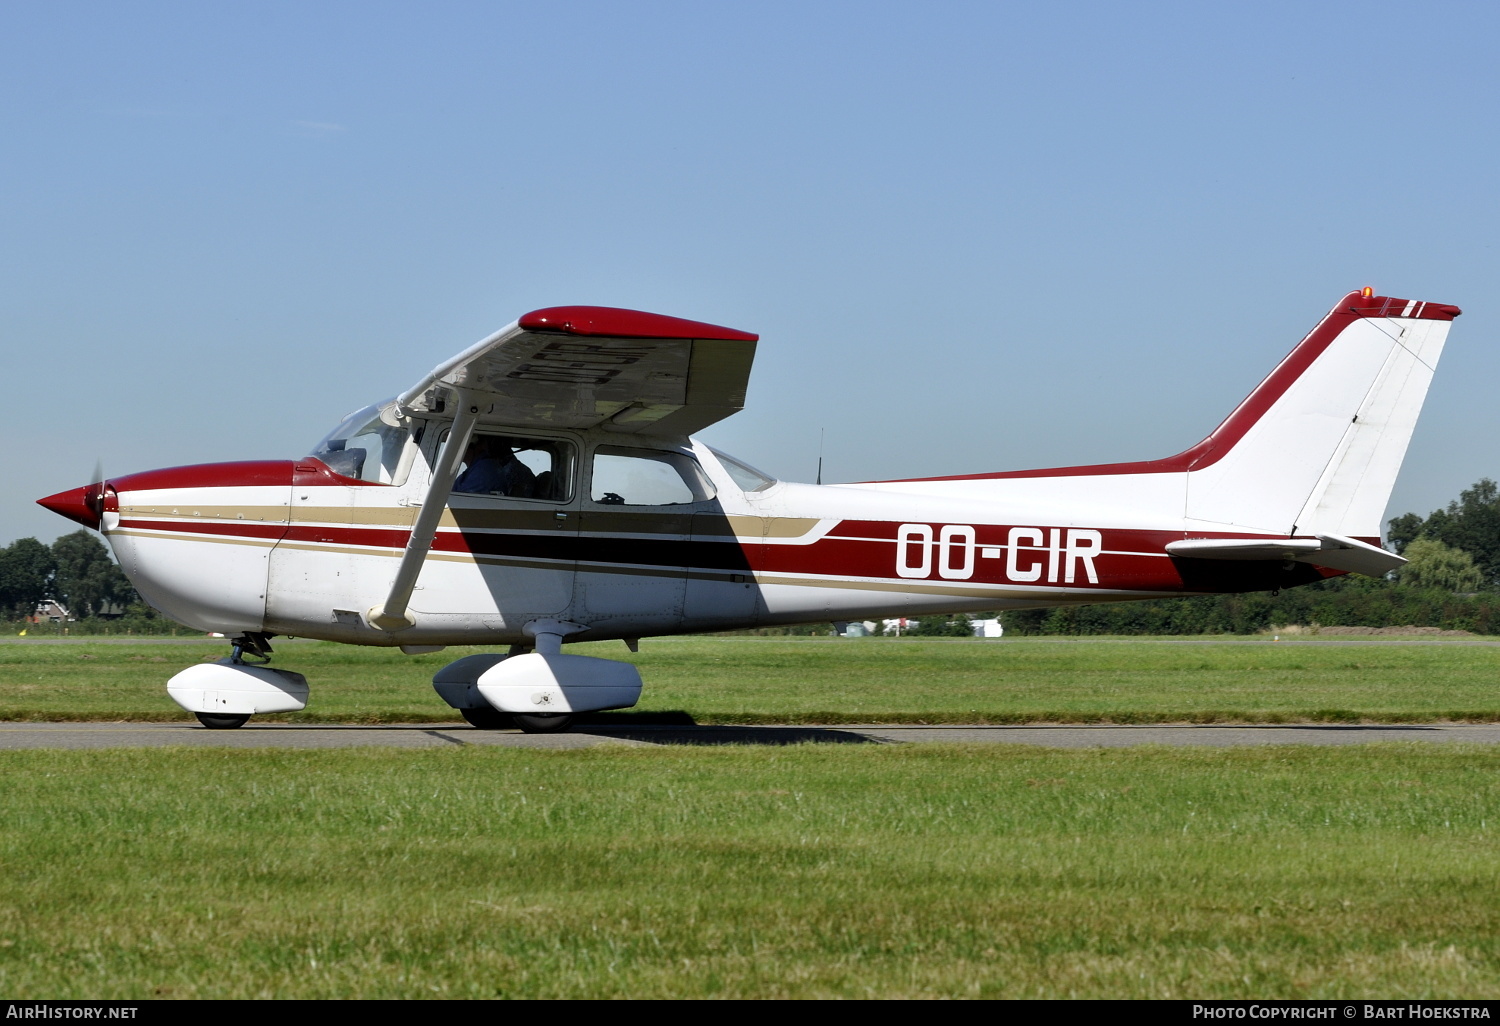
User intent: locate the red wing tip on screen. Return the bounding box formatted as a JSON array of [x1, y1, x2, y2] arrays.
[[518, 305, 758, 342]]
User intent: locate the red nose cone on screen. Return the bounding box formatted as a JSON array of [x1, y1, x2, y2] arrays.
[[37, 486, 102, 531]]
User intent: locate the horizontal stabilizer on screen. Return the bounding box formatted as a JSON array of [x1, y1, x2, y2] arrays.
[[1166, 538, 1324, 560], [1166, 534, 1404, 577], [1298, 534, 1407, 577]]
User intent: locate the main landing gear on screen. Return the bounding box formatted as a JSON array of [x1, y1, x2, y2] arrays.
[[432, 621, 643, 734], [165, 633, 309, 730]]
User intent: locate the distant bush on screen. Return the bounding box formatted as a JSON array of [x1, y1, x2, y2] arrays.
[[1001, 577, 1500, 636]]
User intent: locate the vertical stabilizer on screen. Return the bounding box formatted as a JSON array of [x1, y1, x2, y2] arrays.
[[1183, 293, 1458, 538]]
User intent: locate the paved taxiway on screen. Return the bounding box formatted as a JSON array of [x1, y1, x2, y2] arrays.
[[2, 721, 1500, 750]]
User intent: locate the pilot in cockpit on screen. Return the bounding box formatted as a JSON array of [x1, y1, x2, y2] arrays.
[[453, 436, 536, 497]]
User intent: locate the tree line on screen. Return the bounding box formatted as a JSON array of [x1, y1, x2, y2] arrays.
[[1004, 478, 1500, 635], [0, 531, 135, 620]]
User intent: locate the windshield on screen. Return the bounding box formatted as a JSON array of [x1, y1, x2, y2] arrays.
[[310, 401, 414, 484]]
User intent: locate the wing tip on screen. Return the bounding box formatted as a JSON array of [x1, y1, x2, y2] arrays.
[[518, 306, 758, 342]]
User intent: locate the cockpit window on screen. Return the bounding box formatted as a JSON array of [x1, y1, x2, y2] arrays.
[[709, 447, 777, 492], [310, 402, 415, 485], [591, 447, 716, 506]]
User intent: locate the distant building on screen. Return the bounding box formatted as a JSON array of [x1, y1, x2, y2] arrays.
[[877, 617, 1004, 637], [30, 599, 71, 623]]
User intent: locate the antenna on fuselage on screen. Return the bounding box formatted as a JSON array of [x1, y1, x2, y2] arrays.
[[816, 428, 825, 485]]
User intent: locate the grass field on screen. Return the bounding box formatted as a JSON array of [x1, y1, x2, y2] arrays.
[[3, 636, 1500, 724], [1, 742, 1497, 998]]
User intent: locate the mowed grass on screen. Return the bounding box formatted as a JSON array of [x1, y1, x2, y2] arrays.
[[3, 636, 1500, 724], [1, 743, 1498, 998]]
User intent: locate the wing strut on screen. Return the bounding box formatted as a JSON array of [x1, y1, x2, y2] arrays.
[[366, 391, 481, 632]]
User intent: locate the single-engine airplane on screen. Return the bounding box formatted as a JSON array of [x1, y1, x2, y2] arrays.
[[39, 289, 1459, 730]]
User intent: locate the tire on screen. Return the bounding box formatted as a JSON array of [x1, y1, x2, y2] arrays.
[[512, 713, 574, 734], [460, 705, 511, 729], [195, 712, 250, 730]]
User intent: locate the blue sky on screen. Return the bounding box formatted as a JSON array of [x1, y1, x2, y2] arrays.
[[5, 1, 1497, 544]]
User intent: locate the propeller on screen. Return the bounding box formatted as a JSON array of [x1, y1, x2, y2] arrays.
[[82, 459, 106, 525]]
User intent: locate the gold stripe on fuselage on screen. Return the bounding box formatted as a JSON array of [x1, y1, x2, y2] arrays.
[[118, 504, 827, 543]]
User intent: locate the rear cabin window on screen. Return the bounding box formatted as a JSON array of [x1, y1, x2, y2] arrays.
[[710, 447, 777, 492], [590, 447, 716, 506]]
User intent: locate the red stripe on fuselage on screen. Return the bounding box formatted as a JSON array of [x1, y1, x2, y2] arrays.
[[120, 512, 1330, 595], [117, 519, 290, 542]]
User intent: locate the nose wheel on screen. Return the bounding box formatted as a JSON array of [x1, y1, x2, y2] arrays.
[[171, 633, 307, 730], [195, 712, 250, 730]]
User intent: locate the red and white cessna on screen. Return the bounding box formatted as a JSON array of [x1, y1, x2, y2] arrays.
[[39, 289, 1459, 730]]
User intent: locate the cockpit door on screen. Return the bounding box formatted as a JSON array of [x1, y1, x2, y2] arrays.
[[405, 428, 580, 626]]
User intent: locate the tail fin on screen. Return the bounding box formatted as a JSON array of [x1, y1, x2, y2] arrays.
[[1183, 291, 1458, 538], [872, 290, 1458, 542]]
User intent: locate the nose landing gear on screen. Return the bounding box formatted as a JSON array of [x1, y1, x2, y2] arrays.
[[230, 632, 276, 664], [166, 633, 308, 729]]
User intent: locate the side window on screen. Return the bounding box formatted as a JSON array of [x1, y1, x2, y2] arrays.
[[591, 447, 717, 506], [447, 432, 574, 501]]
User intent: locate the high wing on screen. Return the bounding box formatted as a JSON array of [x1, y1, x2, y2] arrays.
[[395, 305, 759, 437]]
